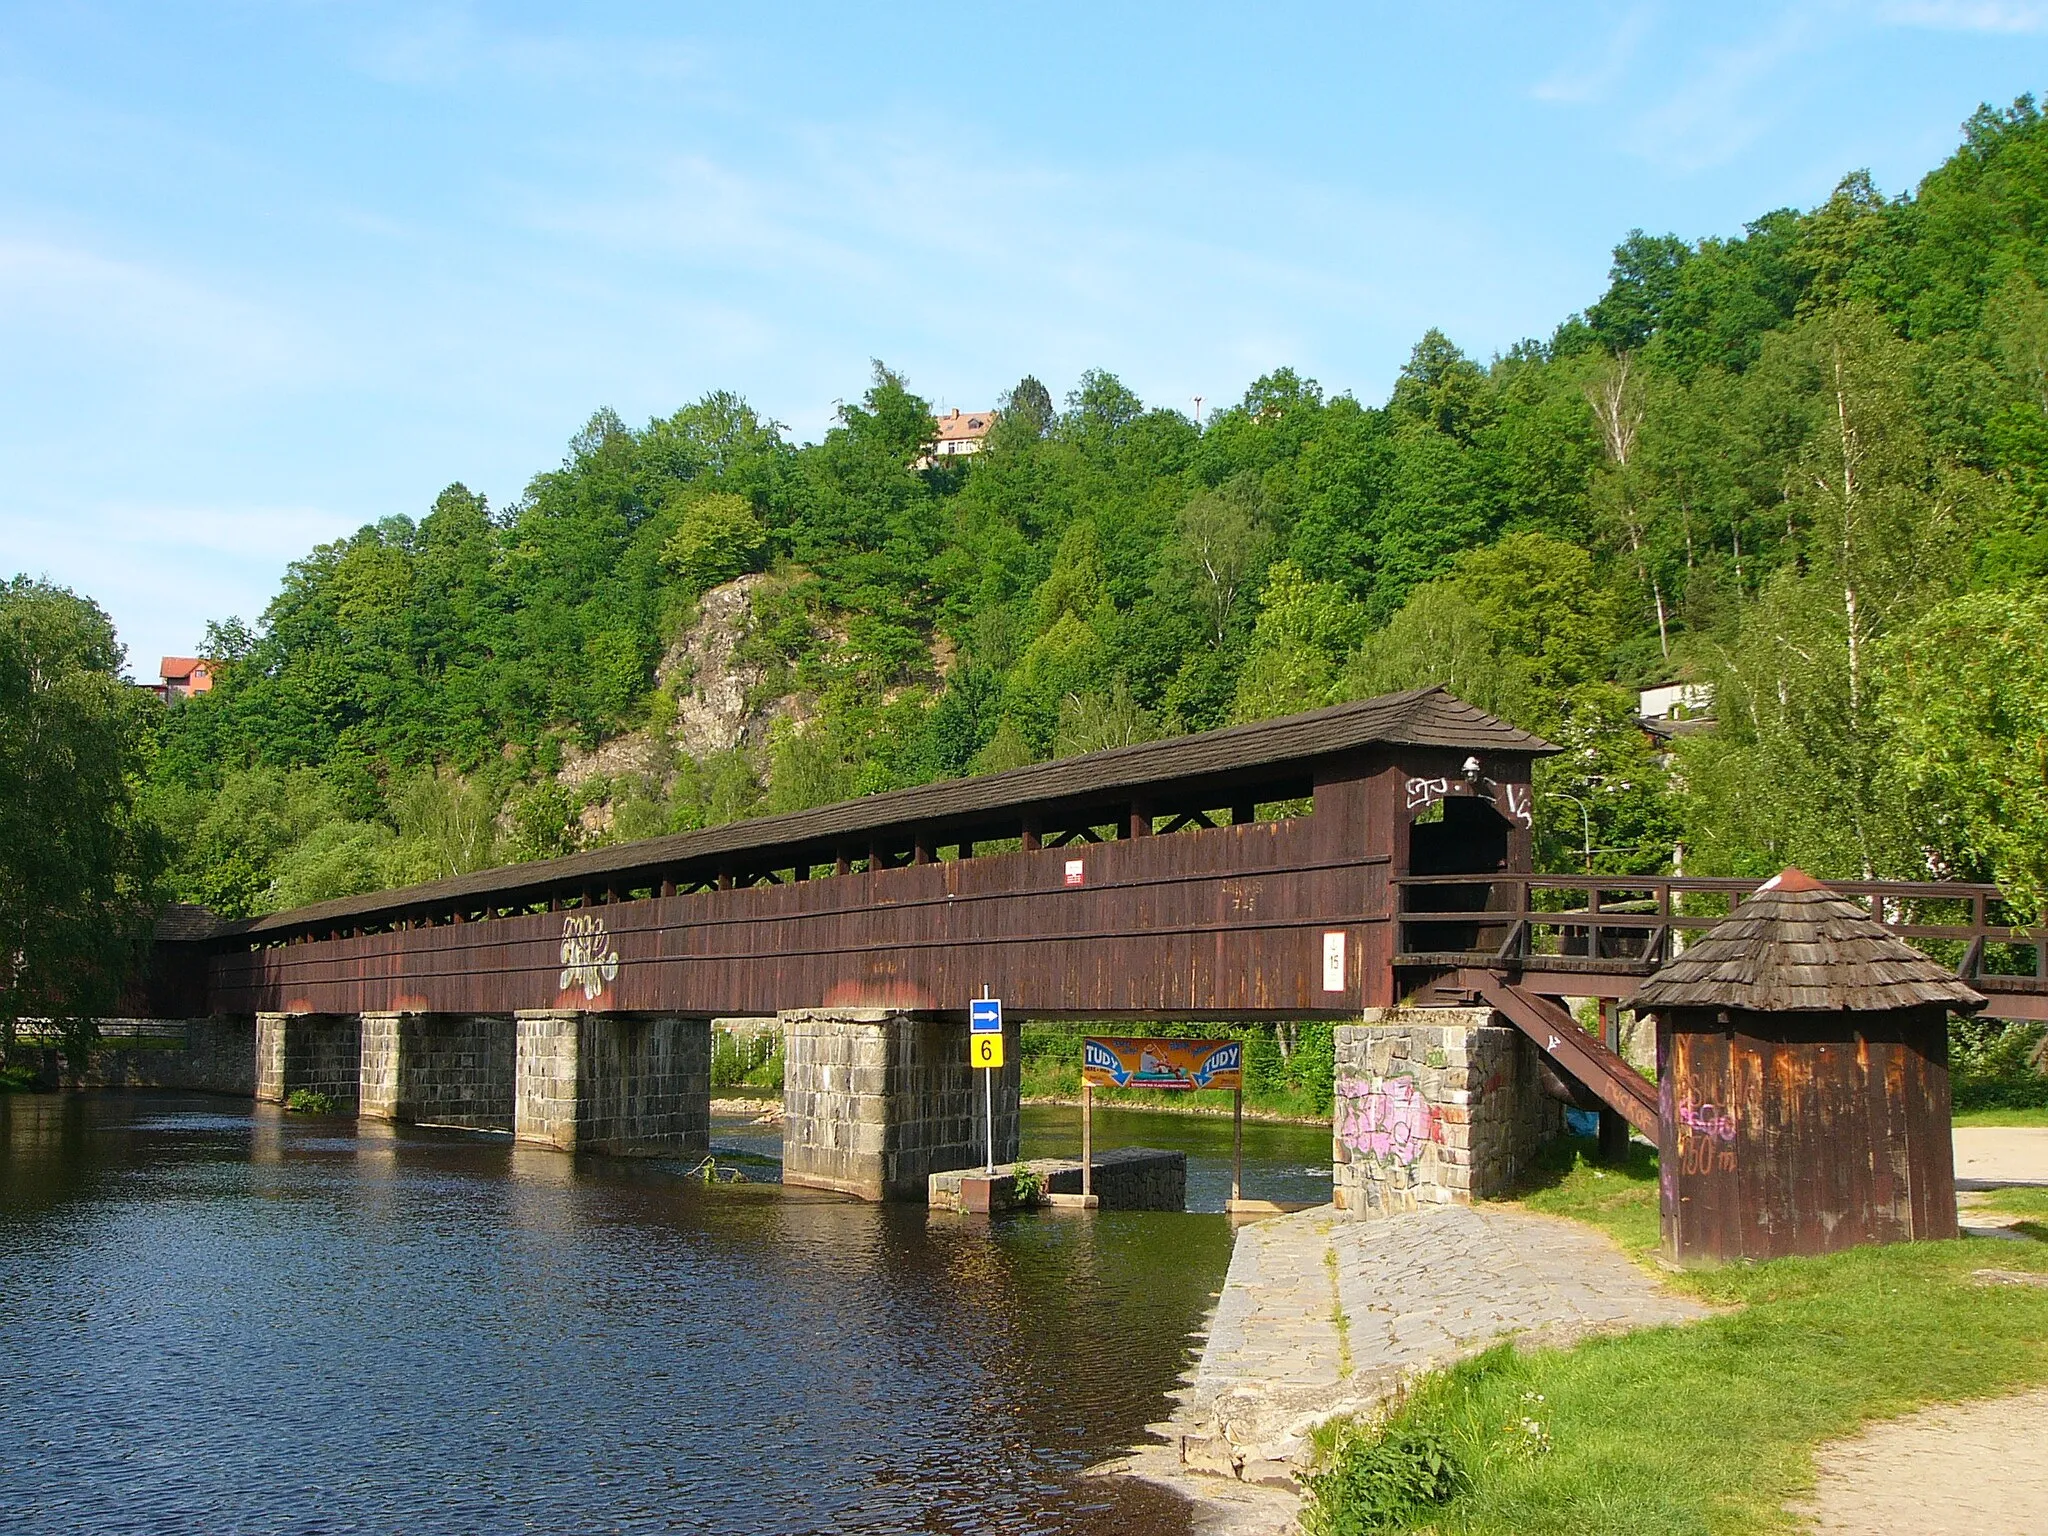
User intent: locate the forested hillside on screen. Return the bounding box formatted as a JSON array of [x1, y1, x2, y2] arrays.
[[145, 98, 2048, 921]]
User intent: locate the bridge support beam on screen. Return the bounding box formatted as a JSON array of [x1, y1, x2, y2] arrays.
[[780, 1008, 1019, 1202], [255, 1011, 360, 1110], [359, 1012, 514, 1130], [1332, 1008, 1557, 1219], [512, 1011, 710, 1155]]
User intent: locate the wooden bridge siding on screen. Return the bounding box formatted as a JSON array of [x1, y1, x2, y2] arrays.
[[208, 805, 1395, 1020]]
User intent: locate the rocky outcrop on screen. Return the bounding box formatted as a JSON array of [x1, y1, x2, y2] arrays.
[[666, 573, 774, 757], [556, 573, 806, 798]]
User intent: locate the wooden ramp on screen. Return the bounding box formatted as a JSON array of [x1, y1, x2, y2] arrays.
[[1465, 972, 1659, 1138]]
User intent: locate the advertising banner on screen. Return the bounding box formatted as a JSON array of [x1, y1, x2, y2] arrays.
[[1081, 1037, 1243, 1091]]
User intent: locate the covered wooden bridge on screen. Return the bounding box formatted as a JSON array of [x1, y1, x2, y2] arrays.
[[141, 686, 2045, 1200]]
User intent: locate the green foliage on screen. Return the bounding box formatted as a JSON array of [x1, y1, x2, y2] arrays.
[[116, 99, 2048, 919], [1880, 586, 2048, 915], [0, 580, 165, 1057], [1305, 1373, 1475, 1536], [1951, 1018, 2048, 1110], [711, 1028, 780, 1090], [663, 490, 769, 593], [283, 1088, 339, 1114]]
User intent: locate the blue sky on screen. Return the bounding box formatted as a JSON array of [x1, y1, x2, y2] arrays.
[[3, 2, 2045, 676]]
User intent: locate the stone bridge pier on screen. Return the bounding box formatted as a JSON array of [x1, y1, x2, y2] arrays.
[[1332, 1007, 1561, 1218], [359, 1012, 516, 1131], [779, 1007, 1020, 1202], [253, 1009, 710, 1157], [256, 1012, 361, 1111], [512, 1012, 711, 1156]]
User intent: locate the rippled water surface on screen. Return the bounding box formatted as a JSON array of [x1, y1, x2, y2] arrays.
[[0, 1094, 1329, 1534]]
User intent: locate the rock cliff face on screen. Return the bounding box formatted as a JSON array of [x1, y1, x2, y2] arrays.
[[665, 573, 784, 758], [556, 573, 803, 797]]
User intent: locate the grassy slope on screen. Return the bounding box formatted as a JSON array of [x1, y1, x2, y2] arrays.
[[1308, 1141, 2048, 1536]]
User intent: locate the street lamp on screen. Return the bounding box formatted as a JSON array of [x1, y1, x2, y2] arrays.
[[1549, 790, 1595, 873]]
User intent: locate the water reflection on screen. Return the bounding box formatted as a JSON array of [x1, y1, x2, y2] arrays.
[[0, 1094, 1236, 1535]]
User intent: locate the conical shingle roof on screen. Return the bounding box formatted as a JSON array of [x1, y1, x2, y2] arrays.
[[1633, 867, 1987, 1015]]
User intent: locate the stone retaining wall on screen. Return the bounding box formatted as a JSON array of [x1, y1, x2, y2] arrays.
[[1333, 1008, 1557, 1217], [4, 1017, 254, 1096], [928, 1147, 1187, 1212]]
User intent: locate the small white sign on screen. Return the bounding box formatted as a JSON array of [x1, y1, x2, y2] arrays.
[[1063, 858, 1085, 887], [1321, 930, 1347, 992]]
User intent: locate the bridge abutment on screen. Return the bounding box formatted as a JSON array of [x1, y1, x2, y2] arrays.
[[255, 1012, 360, 1110], [779, 1007, 1020, 1202], [1333, 1008, 1557, 1218], [512, 1011, 710, 1155], [359, 1012, 515, 1130]]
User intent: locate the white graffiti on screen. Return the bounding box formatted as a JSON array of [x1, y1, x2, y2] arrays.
[[1405, 775, 1451, 811], [558, 913, 620, 1001], [1500, 782, 1533, 828]]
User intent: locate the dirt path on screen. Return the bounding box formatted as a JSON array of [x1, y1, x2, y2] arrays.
[[1793, 1386, 2048, 1534], [1953, 1126, 2048, 1187]]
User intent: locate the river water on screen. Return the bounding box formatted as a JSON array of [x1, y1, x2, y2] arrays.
[[0, 1093, 1332, 1535]]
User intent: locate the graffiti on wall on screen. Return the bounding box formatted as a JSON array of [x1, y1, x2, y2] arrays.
[[1674, 1094, 1738, 1175], [559, 913, 620, 1001], [1405, 775, 1451, 811], [1335, 1075, 1441, 1166], [1402, 774, 1534, 829]]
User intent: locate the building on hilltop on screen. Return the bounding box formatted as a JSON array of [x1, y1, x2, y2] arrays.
[[931, 408, 995, 457], [156, 657, 216, 701]]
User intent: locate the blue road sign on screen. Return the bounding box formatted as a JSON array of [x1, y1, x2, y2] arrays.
[[970, 998, 1003, 1034]]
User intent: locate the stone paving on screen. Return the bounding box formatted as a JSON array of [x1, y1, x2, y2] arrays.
[[1170, 1203, 1709, 1490]]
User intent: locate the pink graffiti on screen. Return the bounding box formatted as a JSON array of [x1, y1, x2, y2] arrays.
[[1675, 1096, 1737, 1142], [1336, 1076, 1441, 1166]]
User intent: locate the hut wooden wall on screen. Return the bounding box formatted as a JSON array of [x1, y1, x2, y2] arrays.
[[1657, 1007, 1958, 1262]]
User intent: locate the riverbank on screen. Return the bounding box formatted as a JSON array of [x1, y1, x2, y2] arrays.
[[1105, 1194, 1704, 1532], [1129, 1131, 2048, 1534], [1294, 1143, 2048, 1534]]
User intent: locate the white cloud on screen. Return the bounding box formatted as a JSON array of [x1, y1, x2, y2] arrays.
[[1625, 10, 1817, 172], [1533, 6, 1657, 105]]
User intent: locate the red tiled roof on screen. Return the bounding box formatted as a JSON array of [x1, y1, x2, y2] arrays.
[[934, 408, 995, 443]]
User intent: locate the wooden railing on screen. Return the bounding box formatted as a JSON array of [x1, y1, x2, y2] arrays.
[[1393, 873, 2048, 989]]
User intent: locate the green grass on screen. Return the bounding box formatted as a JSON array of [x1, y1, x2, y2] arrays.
[[1975, 1185, 2048, 1243], [1953, 1105, 2048, 1127], [1305, 1139, 2048, 1535]]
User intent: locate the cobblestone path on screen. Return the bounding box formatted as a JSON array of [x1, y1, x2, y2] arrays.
[[1174, 1203, 1708, 1488]]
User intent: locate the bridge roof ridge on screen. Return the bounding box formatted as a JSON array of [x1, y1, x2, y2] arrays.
[[194, 687, 1553, 940]]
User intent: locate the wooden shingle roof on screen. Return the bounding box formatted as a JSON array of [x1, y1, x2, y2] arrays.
[[1634, 868, 1987, 1015]]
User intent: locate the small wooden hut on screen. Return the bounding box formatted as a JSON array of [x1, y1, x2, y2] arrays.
[[1634, 867, 1985, 1263]]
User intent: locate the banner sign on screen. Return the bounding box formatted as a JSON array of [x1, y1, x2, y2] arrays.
[[1082, 1037, 1243, 1091]]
